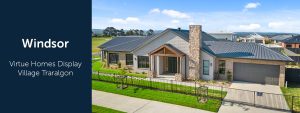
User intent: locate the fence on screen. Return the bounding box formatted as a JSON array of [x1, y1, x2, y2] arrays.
[[287, 48, 300, 54], [289, 56, 300, 63], [92, 72, 300, 113], [92, 72, 226, 100], [286, 68, 300, 83]]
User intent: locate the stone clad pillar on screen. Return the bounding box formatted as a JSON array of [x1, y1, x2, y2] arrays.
[[188, 25, 202, 80]]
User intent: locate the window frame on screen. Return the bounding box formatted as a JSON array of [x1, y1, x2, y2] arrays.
[[218, 60, 226, 74], [108, 53, 119, 64], [137, 56, 149, 68], [203, 60, 210, 75], [125, 54, 133, 65]]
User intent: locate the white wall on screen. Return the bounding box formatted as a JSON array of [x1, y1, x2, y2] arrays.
[[201, 51, 215, 80], [133, 32, 189, 55], [133, 31, 189, 73]]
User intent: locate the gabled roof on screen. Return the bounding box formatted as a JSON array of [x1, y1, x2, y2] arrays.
[[98, 36, 152, 52], [282, 35, 300, 44], [271, 35, 293, 41], [149, 44, 185, 56], [99, 28, 292, 61], [203, 41, 293, 61]]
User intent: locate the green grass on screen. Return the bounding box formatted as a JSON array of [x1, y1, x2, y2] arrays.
[[281, 82, 300, 112], [92, 37, 112, 53], [92, 105, 125, 113], [92, 80, 222, 112], [92, 74, 226, 99]]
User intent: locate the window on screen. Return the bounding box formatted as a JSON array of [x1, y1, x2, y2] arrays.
[[126, 54, 133, 65], [138, 56, 149, 68], [108, 53, 119, 64], [286, 44, 292, 48], [218, 60, 226, 74], [203, 60, 210, 75]]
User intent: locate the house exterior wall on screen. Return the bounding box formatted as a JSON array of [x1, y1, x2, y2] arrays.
[[214, 58, 286, 86], [282, 43, 300, 48], [106, 51, 133, 69], [133, 31, 189, 73], [201, 51, 215, 80], [132, 54, 148, 73]]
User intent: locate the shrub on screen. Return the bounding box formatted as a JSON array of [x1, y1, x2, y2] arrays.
[[226, 70, 232, 82]]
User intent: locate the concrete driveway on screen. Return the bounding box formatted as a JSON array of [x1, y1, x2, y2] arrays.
[[218, 81, 290, 113], [229, 81, 282, 94]]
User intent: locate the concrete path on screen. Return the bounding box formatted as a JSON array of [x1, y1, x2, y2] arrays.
[[92, 90, 212, 113], [218, 81, 290, 113]]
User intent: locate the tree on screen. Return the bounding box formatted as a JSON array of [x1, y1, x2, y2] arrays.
[[103, 27, 117, 36], [119, 29, 125, 36], [126, 30, 134, 36], [134, 29, 139, 35], [139, 30, 144, 36], [146, 29, 154, 36]]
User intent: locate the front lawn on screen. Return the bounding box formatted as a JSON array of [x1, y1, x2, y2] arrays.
[[281, 82, 300, 112], [92, 80, 222, 112], [92, 74, 226, 99], [92, 105, 125, 113]]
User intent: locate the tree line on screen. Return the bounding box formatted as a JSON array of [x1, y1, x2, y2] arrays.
[[93, 27, 154, 37]]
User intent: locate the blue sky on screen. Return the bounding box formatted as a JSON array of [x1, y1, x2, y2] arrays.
[[93, 0, 300, 33]]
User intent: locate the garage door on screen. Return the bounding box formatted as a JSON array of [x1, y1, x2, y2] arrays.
[[233, 63, 280, 85]]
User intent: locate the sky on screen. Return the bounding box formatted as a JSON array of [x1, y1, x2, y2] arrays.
[[92, 0, 300, 33]]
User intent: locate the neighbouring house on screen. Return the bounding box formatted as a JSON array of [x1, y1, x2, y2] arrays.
[[281, 35, 300, 48], [209, 32, 236, 41], [271, 35, 293, 44], [237, 33, 269, 44], [99, 25, 293, 86]]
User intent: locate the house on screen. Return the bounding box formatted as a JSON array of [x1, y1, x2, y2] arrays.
[[99, 25, 292, 86], [281, 35, 300, 48], [209, 33, 236, 41], [271, 35, 293, 44], [237, 33, 269, 44]]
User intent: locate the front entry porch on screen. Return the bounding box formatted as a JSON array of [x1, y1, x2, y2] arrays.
[[148, 44, 186, 81]]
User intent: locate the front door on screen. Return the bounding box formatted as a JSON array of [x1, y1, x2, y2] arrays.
[[167, 57, 177, 73]]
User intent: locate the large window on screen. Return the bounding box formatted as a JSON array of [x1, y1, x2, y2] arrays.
[[138, 56, 149, 68], [203, 60, 210, 75], [108, 53, 119, 64], [218, 60, 226, 74], [126, 54, 133, 65]]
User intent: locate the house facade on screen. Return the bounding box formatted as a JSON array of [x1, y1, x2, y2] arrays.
[[99, 25, 292, 86], [237, 33, 268, 44], [281, 35, 300, 48]]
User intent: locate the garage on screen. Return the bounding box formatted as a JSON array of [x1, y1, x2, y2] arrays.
[[233, 63, 280, 85]]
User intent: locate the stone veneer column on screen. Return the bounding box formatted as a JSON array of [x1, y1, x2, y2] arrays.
[[188, 25, 202, 80], [279, 64, 285, 87]]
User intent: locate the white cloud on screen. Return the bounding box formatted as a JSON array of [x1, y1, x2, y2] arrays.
[[171, 20, 180, 24], [162, 9, 191, 19], [149, 8, 160, 14], [126, 17, 140, 22], [268, 22, 285, 29], [239, 24, 261, 30], [111, 17, 140, 24], [244, 2, 260, 11]]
